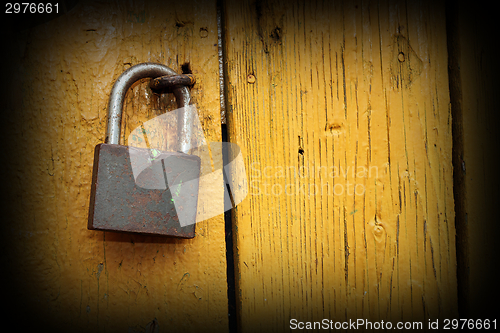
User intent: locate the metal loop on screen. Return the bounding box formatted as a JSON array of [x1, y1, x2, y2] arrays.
[[150, 74, 195, 93], [106, 63, 191, 152]]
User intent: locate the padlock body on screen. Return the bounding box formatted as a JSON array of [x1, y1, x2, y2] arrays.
[[88, 143, 200, 238]]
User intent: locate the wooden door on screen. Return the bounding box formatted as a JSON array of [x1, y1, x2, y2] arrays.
[[2, 1, 228, 331], [7, 0, 494, 331], [223, 0, 457, 330]]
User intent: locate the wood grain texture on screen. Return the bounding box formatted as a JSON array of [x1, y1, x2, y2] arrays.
[[223, 0, 457, 330], [2, 0, 227, 331]]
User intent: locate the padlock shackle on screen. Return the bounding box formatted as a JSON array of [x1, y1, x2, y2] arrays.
[[106, 62, 192, 153]]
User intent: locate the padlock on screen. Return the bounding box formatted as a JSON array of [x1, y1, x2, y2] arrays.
[[88, 63, 201, 238]]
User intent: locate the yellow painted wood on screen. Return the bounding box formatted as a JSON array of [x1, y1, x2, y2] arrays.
[[2, 0, 227, 331], [223, 0, 457, 330]]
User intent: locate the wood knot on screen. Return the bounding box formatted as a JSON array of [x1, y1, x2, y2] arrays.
[[247, 74, 256, 84], [325, 123, 343, 135], [270, 27, 282, 43]]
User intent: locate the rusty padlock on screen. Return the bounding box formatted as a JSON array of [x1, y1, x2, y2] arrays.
[[88, 63, 201, 238]]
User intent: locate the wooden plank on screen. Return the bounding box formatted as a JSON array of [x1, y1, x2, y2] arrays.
[[1, 1, 227, 331], [223, 0, 457, 330], [447, 0, 500, 318]]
